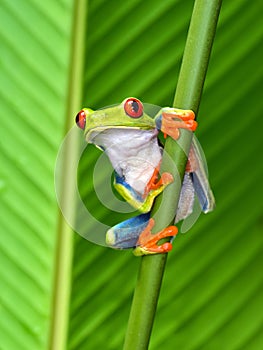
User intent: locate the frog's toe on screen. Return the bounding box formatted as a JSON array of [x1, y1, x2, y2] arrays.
[[158, 109, 197, 140], [133, 242, 173, 256], [133, 218, 178, 256], [146, 171, 173, 192]]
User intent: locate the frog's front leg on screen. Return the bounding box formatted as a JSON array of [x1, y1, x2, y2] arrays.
[[114, 167, 173, 213], [106, 214, 178, 255], [156, 108, 197, 140], [145, 164, 173, 193]]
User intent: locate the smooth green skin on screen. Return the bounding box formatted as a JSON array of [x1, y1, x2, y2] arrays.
[[83, 100, 156, 140], [82, 100, 191, 140]]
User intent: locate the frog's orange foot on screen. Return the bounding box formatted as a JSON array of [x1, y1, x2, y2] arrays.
[[161, 109, 197, 140], [133, 218, 178, 256], [145, 168, 173, 194]]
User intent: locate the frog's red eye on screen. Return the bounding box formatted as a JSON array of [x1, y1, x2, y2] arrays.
[[124, 98, 143, 118], [75, 110, 86, 129]]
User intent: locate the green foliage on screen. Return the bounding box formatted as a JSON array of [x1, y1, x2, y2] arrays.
[[0, 1, 263, 350]]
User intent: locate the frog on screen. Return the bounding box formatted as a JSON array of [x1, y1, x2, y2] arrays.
[[75, 97, 215, 256]]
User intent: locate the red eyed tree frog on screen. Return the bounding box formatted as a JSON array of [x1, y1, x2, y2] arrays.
[[76, 98, 215, 255]]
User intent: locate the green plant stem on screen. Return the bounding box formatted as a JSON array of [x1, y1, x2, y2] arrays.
[[123, 1, 222, 349], [49, 1, 87, 350]]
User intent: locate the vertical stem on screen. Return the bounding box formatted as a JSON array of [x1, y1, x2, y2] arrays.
[[123, 1, 222, 349], [123, 254, 168, 350], [174, 0, 222, 111], [49, 1, 87, 349]]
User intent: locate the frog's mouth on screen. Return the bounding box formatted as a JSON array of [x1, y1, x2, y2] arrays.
[[85, 126, 150, 143]]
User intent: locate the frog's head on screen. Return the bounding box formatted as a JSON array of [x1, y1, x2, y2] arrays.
[[75, 98, 156, 142]]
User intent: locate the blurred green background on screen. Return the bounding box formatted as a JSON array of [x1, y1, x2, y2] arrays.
[[1, 0, 263, 349]]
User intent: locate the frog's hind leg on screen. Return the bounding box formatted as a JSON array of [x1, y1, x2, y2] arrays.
[[106, 213, 150, 249], [106, 213, 178, 255], [174, 173, 195, 223], [187, 138, 215, 213]]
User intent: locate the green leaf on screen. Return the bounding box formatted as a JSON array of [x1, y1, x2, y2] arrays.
[[0, 0, 73, 349], [1, 1, 263, 350]]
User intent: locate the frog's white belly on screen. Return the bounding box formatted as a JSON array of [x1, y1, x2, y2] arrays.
[[92, 128, 162, 195]]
